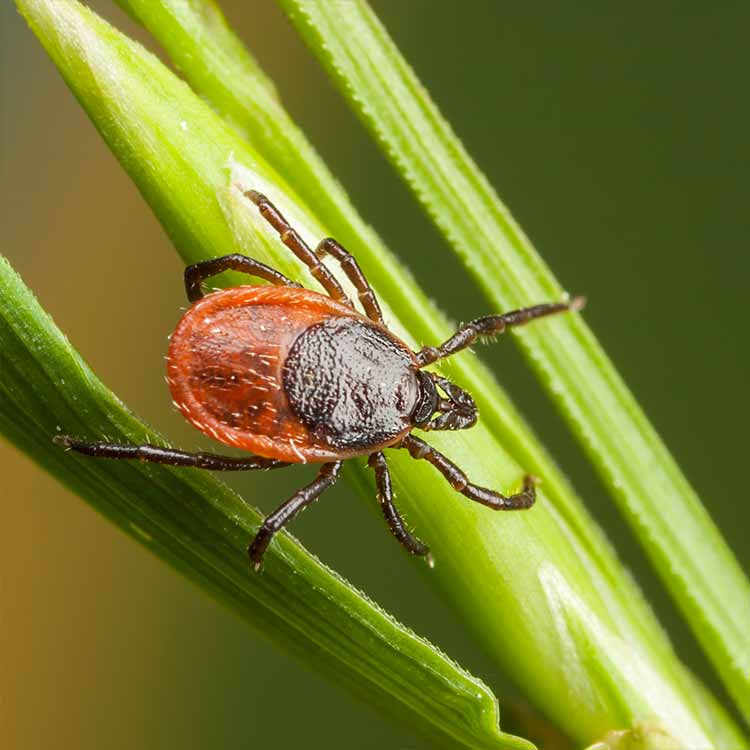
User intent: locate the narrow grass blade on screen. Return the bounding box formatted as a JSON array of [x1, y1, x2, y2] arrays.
[[14, 1, 746, 746], [277, 0, 750, 720]]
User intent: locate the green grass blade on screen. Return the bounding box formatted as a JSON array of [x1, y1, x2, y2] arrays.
[[14, 1, 746, 746], [108, 2, 676, 669], [277, 0, 750, 721], [112, 0, 454, 358], [0, 258, 531, 750]]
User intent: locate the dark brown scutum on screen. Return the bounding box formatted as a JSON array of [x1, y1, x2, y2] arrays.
[[283, 317, 419, 451]]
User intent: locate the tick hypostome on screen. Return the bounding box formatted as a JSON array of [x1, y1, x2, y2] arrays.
[[55, 189, 584, 569]]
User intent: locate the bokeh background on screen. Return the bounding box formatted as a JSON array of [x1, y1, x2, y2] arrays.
[[2, 2, 748, 747]]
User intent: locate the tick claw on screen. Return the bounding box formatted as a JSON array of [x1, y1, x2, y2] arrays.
[[570, 295, 587, 311]]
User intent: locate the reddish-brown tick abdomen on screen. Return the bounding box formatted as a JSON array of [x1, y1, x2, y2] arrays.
[[167, 285, 418, 463]]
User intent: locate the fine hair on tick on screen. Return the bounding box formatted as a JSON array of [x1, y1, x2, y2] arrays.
[[55, 190, 584, 570]]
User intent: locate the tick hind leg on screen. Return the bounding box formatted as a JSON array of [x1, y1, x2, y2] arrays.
[[400, 435, 536, 510], [54, 435, 291, 471], [184, 253, 300, 303], [368, 452, 432, 565], [248, 461, 343, 570], [416, 297, 585, 366], [244, 190, 353, 308]]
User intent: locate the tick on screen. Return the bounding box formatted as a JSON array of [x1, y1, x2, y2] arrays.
[[56, 191, 583, 569]]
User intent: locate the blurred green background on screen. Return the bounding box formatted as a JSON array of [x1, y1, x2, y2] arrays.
[[2, 2, 748, 747]]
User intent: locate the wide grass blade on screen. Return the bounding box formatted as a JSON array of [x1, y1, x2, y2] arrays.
[[277, 0, 750, 721]]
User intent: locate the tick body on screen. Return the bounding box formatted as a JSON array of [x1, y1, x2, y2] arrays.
[[57, 190, 583, 569], [168, 286, 419, 462]]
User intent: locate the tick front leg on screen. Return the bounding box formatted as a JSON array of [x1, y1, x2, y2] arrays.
[[416, 297, 585, 366], [54, 435, 290, 471], [400, 435, 536, 510], [368, 452, 432, 565], [248, 461, 343, 570]]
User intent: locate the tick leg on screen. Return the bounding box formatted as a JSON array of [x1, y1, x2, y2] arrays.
[[368, 452, 432, 563], [415, 297, 585, 367], [244, 190, 352, 307], [400, 435, 536, 510], [315, 238, 384, 323], [248, 461, 343, 570], [184, 253, 299, 303], [54, 435, 290, 471]]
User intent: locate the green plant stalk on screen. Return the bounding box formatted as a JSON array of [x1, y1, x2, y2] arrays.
[[112, 0, 460, 375], [15, 1, 745, 746], [0, 257, 528, 750], [277, 0, 750, 721]]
